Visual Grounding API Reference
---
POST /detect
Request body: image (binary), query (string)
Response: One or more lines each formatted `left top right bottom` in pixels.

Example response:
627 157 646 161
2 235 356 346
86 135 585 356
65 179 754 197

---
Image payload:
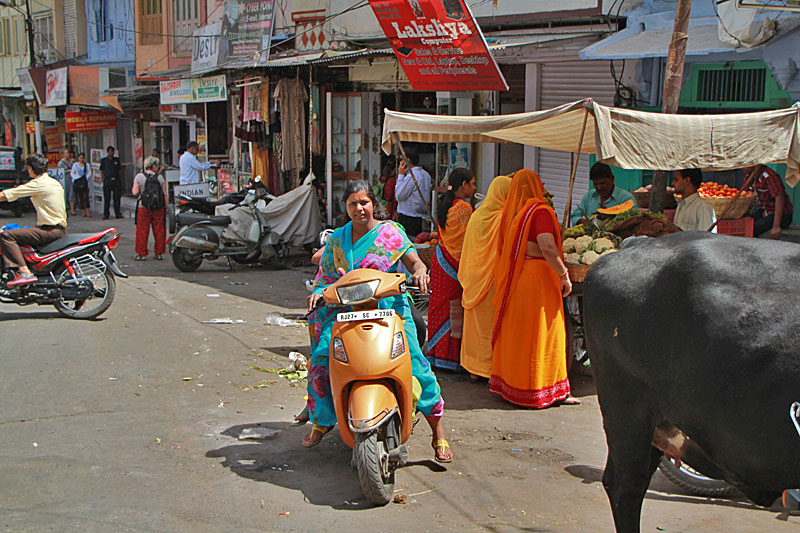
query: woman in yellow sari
490 169 578 408
458 175 512 379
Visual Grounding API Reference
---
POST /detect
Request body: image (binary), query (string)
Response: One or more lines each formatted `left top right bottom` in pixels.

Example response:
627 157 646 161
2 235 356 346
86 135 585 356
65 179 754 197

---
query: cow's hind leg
600 402 661 533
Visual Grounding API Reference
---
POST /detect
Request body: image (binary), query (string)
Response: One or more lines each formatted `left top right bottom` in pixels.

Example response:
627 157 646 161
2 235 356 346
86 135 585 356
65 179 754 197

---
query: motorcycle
0 226 127 319
168 177 287 271
314 268 420 505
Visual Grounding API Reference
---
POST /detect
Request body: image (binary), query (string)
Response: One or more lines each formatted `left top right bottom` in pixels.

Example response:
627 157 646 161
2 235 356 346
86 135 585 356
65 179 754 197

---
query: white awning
382 99 800 186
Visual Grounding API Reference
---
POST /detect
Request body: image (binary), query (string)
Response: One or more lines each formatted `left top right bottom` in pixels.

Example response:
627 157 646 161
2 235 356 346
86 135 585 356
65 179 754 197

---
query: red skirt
427 245 462 370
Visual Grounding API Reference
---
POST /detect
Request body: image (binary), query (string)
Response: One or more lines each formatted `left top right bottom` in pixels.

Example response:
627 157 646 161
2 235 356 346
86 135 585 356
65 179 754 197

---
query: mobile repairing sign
368 0 507 91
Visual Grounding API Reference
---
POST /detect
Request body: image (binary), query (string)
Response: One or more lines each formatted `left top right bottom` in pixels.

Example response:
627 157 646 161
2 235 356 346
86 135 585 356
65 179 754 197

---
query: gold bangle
559 268 569 277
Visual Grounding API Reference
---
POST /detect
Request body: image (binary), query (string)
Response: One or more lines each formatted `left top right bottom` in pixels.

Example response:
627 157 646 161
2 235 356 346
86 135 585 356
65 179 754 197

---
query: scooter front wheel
354 430 394 505
172 248 203 272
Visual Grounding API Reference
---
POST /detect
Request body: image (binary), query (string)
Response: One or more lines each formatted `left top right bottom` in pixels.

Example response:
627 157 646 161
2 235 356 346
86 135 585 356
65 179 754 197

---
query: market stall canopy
382 99 800 186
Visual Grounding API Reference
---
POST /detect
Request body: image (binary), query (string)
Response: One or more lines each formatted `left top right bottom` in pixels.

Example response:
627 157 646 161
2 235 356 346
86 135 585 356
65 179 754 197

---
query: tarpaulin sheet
216 176 321 246
381 100 800 186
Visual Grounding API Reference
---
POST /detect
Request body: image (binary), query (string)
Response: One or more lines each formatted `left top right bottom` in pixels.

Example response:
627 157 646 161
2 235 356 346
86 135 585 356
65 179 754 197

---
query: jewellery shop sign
368 0 507 91
160 75 228 105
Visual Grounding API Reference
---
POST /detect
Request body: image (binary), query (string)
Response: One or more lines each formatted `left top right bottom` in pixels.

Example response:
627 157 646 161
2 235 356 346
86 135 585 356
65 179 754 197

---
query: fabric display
273 77 309 174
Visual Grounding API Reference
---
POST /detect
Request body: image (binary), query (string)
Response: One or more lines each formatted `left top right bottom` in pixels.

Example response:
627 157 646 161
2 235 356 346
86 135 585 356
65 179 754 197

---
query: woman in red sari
428 168 476 369
490 169 578 408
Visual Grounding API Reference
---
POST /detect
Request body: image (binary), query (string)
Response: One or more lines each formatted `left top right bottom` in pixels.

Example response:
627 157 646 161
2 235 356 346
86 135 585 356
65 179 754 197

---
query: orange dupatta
491 170 562 345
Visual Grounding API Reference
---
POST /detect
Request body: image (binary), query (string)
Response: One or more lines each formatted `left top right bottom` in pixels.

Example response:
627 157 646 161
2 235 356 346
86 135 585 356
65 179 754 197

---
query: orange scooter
319 268 418 505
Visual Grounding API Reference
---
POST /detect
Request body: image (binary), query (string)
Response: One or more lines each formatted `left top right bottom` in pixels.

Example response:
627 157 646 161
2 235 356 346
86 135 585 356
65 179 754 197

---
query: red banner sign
46 151 61 166
65 110 117 133
45 126 62 150
25 122 35 134
368 0 507 91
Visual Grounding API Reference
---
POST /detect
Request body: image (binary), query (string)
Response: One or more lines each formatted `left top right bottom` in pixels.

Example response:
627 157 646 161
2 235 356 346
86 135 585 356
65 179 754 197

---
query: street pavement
1 211 798 532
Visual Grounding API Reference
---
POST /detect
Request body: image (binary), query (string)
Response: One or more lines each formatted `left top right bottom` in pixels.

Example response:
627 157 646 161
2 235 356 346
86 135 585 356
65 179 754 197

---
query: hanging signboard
45 126 62 150
46 67 69 106
223 0 276 65
191 75 227 102
39 106 57 122
191 20 222 73
159 79 193 105
160 104 187 115
367 0 507 91
25 122 35 134
174 182 211 200
17 68 35 100
65 110 118 132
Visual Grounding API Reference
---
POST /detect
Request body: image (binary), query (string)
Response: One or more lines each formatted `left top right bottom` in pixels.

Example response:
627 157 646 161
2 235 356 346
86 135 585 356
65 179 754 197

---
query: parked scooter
168 177 287 271
168 181 264 234
313 268 420 505
0 225 127 319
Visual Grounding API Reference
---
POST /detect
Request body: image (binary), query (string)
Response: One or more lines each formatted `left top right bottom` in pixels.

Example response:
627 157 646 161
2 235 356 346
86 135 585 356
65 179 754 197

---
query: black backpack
140 172 165 210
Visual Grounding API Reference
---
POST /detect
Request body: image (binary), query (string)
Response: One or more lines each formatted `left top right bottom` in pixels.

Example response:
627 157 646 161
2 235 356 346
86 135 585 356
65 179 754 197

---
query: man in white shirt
179 141 214 185
673 168 716 232
395 152 431 239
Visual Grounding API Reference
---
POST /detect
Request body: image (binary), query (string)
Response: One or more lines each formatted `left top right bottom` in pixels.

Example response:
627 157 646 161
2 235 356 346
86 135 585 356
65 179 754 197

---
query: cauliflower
564 252 581 264
601 248 618 256
592 237 615 254
573 235 593 253
562 237 577 253
580 250 600 265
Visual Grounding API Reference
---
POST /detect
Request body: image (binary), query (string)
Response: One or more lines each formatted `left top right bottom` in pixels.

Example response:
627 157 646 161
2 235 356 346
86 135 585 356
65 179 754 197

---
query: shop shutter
64 1 76 58
538 60 617 224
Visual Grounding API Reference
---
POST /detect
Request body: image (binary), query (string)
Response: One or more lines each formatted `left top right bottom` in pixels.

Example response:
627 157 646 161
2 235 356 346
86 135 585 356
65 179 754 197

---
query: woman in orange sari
490 169 578 408
428 168 476 369
458 175 512 379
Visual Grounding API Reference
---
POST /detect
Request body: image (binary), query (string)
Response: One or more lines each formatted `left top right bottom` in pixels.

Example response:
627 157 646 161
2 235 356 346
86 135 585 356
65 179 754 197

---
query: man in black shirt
100 145 123 219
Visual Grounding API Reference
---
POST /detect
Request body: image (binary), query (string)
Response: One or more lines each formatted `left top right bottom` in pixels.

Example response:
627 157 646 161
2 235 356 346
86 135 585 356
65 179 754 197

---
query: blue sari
307 221 444 427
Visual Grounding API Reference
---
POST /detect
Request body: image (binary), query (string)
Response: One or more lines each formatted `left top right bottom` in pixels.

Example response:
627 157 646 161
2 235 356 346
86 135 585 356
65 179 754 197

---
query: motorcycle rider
0 153 67 286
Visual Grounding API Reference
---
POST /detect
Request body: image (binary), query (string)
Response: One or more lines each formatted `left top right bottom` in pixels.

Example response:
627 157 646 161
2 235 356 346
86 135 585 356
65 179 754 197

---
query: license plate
336 309 395 322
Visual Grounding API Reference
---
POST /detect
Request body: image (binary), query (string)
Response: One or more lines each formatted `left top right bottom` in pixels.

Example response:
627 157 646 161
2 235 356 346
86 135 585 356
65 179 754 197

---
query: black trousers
103 178 123 217
397 213 423 240
752 209 791 238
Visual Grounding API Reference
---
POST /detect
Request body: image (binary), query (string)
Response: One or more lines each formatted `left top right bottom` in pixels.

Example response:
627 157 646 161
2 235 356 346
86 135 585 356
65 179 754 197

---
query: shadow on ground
207 421 451 510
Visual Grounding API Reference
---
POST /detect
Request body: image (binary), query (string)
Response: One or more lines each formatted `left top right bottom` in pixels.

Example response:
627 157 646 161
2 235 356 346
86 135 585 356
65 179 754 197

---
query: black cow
584 232 800 532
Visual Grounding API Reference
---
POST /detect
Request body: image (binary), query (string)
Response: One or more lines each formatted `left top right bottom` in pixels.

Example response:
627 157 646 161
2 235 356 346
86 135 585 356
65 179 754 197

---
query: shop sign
223 0 277 65
197 129 207 154
160 104 187 115
217 167 234 194
46 67 69 106
65 109 118 132
25 122 35 134
160 79 192 105
174 182 211 200
191 75 227 103
133 137 143 168
191 20 221 73
368 0 507 91
4 122 12 146
17 68 35 100
45 126 62 150
39 106 57 122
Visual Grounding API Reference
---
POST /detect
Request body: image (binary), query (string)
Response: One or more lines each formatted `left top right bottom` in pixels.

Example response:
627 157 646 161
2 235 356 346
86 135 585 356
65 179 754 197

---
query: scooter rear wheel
172 248 203 272
354 430 395 505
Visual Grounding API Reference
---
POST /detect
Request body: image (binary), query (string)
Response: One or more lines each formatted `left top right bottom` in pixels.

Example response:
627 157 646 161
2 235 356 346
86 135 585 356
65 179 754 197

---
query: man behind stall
672 168 716 232
570 162 636 226
744 164 793 240
0 153 67 286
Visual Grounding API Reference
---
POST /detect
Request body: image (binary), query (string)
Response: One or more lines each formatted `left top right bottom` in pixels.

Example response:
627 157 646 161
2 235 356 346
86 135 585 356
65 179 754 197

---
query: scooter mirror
253 175 262 183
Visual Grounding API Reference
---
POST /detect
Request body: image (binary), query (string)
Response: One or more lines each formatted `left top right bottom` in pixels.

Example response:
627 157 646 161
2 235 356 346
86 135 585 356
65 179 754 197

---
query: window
13 16 21 56
172 0 199 55
0 18 9 56
34 14 55 62
93 0 114 43
138 0 163 45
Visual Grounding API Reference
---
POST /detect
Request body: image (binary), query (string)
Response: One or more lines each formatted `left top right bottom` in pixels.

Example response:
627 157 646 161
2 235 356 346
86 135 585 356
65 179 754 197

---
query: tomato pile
697 181 754 198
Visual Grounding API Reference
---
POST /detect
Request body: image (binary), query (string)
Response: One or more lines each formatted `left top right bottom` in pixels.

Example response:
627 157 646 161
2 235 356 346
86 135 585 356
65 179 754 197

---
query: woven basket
631 190 677 210
567 263 591 283
415 245 435 268
701 195 755 220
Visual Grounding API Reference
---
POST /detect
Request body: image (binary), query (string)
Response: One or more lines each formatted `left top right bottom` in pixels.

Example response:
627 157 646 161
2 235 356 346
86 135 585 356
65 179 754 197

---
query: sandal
302 424 333 448
135 255 146 261
294 406 309 425
560 396 581 405
432 438 453 463
154 254 163 260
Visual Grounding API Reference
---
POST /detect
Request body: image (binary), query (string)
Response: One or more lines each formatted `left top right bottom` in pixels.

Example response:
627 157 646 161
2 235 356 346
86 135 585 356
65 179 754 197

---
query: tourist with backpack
132 156 167 261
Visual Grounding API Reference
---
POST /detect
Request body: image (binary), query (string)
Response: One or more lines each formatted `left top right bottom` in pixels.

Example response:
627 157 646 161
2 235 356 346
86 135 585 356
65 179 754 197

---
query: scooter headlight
390 332 405 359
333 337 348 363
336 280 380 305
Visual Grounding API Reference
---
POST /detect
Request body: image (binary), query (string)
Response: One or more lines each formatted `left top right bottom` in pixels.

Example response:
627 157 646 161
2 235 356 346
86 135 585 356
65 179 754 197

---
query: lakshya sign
65 110 117 133
368 0 507 91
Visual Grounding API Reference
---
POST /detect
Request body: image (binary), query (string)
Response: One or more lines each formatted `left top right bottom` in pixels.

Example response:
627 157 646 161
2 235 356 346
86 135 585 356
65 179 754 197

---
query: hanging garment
244 84 262 122
273 78 308 172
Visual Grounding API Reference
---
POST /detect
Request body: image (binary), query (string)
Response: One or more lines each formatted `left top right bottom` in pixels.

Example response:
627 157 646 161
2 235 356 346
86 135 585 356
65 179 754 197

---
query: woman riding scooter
304 180 453 463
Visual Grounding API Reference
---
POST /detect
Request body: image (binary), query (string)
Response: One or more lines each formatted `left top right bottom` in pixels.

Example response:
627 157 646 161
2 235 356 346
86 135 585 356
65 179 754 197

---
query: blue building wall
85 0 135 64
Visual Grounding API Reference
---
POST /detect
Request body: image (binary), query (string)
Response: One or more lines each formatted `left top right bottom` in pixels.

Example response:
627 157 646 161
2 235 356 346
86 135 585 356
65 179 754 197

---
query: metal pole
649 0 692 213
562 107 590 230
24 0 41 153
